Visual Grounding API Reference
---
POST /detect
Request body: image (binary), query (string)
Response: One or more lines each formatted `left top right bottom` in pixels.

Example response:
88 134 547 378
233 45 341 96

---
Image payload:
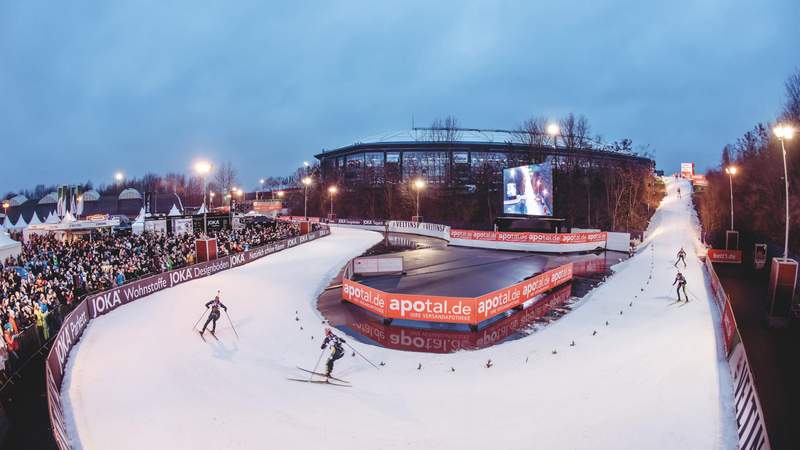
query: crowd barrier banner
474 263 574 321
708 249 743 264
702 256 771 449
387 221 450 240
45 227 330 450
342 262 573 326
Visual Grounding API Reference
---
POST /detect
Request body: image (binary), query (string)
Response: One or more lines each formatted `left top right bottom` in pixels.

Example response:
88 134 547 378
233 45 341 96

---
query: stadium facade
315 129 654 188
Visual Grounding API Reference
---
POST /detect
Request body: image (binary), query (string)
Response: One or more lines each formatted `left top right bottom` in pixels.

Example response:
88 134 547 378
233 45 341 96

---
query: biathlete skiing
673 272 688 302
320 328 346 377
674 247 687 268
200 291 228 336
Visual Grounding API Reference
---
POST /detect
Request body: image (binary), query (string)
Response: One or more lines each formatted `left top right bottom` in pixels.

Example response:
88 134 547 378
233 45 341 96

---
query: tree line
695 69 800 252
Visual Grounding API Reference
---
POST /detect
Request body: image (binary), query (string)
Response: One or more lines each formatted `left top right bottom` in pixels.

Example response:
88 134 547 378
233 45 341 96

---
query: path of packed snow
62 177 737 449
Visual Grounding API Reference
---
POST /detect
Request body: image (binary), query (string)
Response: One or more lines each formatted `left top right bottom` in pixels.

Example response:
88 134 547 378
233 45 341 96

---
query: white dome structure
82 190 101 201
38 192 58 204
118 188 143 200
8 195 28 206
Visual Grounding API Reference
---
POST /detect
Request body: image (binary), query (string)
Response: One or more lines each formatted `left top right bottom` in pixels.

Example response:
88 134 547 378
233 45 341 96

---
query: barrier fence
703 257 770 449
342 262 574 326
45 227 330 450
322 217 616 253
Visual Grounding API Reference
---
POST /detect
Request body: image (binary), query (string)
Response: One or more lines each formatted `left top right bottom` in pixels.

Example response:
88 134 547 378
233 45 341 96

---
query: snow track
63 178 737 450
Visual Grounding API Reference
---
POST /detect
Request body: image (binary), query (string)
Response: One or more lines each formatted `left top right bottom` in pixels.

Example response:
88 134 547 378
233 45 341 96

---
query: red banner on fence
707 249 742 264
449 229 606 245
342 263 573 325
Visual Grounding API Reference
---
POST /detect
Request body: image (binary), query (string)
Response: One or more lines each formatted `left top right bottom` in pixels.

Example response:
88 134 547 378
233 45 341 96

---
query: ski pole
310 347 326 381
345 341 379 370
192 309 209 331
224 310 239 340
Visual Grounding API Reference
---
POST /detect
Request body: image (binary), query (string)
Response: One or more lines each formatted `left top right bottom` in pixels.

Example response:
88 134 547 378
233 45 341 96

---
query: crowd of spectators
0 220 304 377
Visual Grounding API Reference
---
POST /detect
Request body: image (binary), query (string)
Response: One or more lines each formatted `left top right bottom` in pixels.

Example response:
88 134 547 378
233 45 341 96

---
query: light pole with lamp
302 177 312 219
767 124 796 326
547 123 560 149
114 172 124 215
2 200 8 227
724 166 739 249
413 178 426 222
194 161 212 236
259 179 265 200
328 186 338 220
774 125 795 260
724 166 737 230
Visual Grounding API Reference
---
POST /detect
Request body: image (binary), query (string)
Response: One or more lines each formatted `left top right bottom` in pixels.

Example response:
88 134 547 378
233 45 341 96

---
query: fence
702 257 770 449
325 217 617 253
45 227 330 450
341 261 573 326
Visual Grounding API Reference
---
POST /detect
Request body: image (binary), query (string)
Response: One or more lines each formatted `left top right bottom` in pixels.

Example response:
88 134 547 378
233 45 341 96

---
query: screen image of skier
502 160 553 216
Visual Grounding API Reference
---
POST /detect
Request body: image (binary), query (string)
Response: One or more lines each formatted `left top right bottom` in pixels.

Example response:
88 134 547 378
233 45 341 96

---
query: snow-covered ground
62 177 737 450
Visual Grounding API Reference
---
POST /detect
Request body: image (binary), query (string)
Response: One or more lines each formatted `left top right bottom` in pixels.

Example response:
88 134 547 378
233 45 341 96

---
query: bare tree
214 161 239 194
428 115 462 142
514 116 549 147
559 113 592 149
783 68 800 123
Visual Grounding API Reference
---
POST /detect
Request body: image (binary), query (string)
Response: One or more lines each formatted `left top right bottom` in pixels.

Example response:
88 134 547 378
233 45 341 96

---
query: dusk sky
1 1 798 193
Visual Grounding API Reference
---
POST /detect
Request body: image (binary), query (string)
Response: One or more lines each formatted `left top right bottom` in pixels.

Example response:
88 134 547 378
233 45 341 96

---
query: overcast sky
1 0 798 193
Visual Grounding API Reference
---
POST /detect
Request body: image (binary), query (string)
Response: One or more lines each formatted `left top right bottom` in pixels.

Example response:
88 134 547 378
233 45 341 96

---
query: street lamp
275 190 285 200
774 124 795 260
259 179 265 200
328 186 338 218
546 123 560 148
209 191 215 207
302 177 312 219
724 166 737 230
413 178 426 220
2 201 8 224
114 172 124 183
194 160 212 236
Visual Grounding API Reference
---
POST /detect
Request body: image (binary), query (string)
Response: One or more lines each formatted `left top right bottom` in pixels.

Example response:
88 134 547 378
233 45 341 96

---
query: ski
295 367 350 384
287 378 351 387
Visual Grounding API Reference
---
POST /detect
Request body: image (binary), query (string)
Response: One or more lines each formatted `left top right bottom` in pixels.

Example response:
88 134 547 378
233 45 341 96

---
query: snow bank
62 178 737 450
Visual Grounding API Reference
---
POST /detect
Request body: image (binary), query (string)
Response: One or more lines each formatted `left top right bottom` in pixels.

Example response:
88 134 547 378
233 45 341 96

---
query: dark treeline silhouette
696 69 800 251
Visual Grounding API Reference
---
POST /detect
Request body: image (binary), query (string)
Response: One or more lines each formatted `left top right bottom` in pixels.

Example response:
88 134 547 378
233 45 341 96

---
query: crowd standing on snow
0 220 304 375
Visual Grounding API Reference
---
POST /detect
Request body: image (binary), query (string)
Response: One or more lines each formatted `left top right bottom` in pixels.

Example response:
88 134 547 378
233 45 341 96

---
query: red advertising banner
342 263 573 326
45 227 330 450
252 200 283 213
474 263 573 321
707 248 742 264
449 229 606 245
342 279 475 324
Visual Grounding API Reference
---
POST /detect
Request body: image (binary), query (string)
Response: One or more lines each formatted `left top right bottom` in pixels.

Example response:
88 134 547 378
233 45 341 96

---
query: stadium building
315 128 655 188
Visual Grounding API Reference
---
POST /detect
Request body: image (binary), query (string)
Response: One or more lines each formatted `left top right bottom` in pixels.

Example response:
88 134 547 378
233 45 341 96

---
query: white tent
12 216 27 229
197 203 207 214
167 204 182 217
28 212 42 226
132 208 146 235
0 232 21 260
1 217 9 231
45 211 61 224
61 211 76 223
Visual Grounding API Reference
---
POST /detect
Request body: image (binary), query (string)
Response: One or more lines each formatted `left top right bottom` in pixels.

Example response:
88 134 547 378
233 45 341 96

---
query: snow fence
703 257 771 449
45 227 331 450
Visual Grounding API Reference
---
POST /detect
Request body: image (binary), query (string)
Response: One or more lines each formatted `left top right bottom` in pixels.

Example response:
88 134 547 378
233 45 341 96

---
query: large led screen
502 161 553 216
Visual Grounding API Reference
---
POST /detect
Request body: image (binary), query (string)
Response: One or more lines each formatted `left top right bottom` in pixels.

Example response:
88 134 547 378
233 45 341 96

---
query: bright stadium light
114 172 124 182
